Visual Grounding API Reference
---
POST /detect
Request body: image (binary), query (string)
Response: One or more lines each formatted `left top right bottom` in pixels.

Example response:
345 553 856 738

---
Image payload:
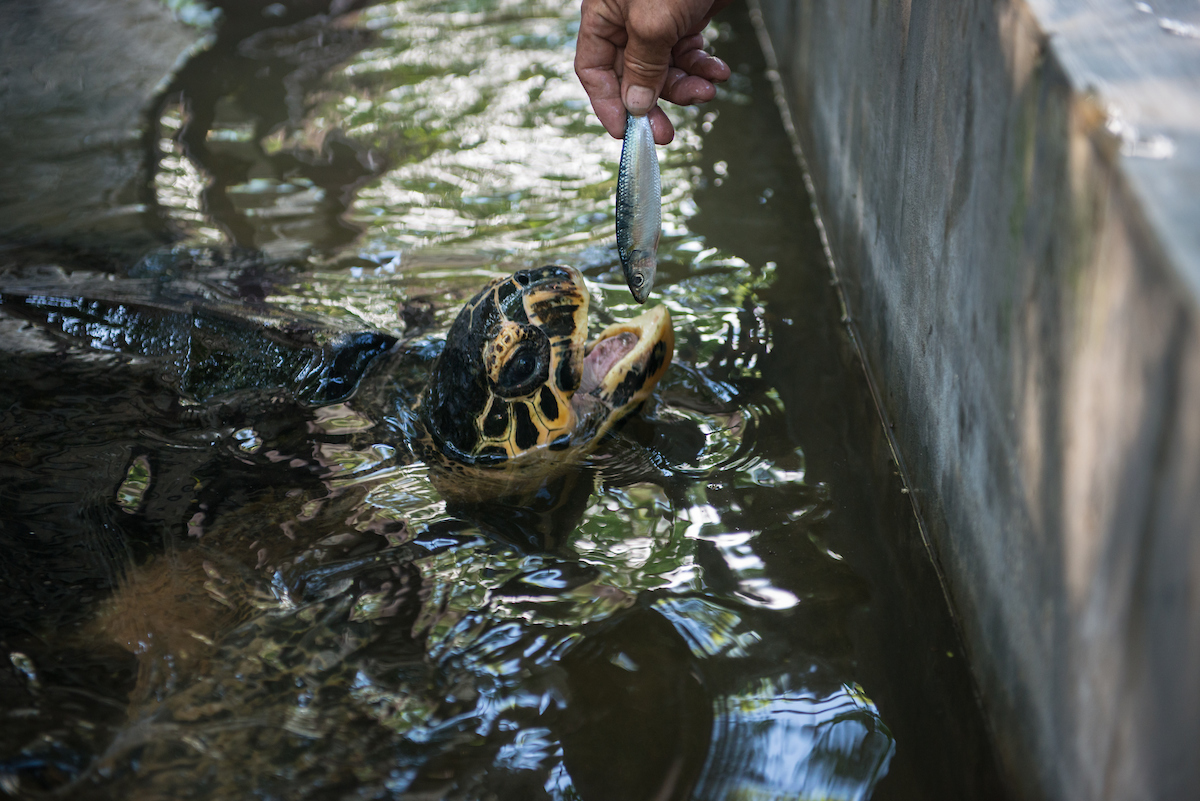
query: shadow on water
0 1 1005 799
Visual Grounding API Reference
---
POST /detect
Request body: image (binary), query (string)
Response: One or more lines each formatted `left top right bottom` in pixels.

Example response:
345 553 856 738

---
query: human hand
574 0 734 145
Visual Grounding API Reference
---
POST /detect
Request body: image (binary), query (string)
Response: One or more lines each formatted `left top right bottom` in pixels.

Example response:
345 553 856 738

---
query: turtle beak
578 305 674 422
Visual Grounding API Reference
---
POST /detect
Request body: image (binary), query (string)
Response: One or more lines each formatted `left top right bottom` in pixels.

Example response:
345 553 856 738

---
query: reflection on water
699 680 894 801
0 1 1003 799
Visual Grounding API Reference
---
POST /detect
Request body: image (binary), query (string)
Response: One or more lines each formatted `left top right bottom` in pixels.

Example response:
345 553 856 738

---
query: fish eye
631 273 644 288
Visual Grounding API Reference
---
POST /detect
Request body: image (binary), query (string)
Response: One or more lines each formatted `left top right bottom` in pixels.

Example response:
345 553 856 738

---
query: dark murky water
0 1 1005 799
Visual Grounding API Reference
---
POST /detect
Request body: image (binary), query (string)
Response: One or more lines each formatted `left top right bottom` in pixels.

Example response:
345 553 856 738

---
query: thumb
620 11 680 115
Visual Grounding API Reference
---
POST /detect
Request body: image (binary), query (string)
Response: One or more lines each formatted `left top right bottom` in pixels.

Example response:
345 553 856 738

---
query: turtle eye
492 334 550 398
502 347 537 385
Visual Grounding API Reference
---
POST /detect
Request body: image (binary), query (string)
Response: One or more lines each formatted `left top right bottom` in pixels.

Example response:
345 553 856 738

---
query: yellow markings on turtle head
483 320 527 386
522 279 588 400
461 268 595 460
473 389 575 459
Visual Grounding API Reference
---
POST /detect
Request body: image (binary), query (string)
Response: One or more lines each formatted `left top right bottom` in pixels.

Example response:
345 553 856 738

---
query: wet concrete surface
0 0 211 250
754 0 1200 798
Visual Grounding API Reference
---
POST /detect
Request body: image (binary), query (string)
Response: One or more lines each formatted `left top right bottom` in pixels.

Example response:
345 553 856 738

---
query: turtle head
419 265 673 467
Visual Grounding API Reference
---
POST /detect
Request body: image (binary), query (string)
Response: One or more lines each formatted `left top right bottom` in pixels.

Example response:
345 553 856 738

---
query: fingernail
624 85 655 115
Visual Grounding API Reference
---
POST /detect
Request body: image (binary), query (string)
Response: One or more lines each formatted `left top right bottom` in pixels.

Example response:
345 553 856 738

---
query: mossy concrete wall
751 0 1200 798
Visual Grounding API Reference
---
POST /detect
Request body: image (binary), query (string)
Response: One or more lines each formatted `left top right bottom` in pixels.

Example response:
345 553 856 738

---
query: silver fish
616 112 661 304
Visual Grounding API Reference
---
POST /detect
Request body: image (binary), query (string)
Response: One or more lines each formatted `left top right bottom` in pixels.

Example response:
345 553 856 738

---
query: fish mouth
621 251 656 304
573 304 673 425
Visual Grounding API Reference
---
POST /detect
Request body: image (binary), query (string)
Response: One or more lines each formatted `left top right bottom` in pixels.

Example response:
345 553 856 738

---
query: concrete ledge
752 1 1200 799
0 0 210 250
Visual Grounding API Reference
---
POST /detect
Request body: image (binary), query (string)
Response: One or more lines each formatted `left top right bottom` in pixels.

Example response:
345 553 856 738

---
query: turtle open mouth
580 332 636 395
573 304 674 422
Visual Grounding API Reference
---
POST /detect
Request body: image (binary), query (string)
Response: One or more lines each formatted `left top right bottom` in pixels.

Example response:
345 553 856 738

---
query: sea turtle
0 261 673 477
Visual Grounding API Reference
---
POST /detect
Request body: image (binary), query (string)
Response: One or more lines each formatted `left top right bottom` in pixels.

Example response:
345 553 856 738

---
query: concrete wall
750 1 1200 799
